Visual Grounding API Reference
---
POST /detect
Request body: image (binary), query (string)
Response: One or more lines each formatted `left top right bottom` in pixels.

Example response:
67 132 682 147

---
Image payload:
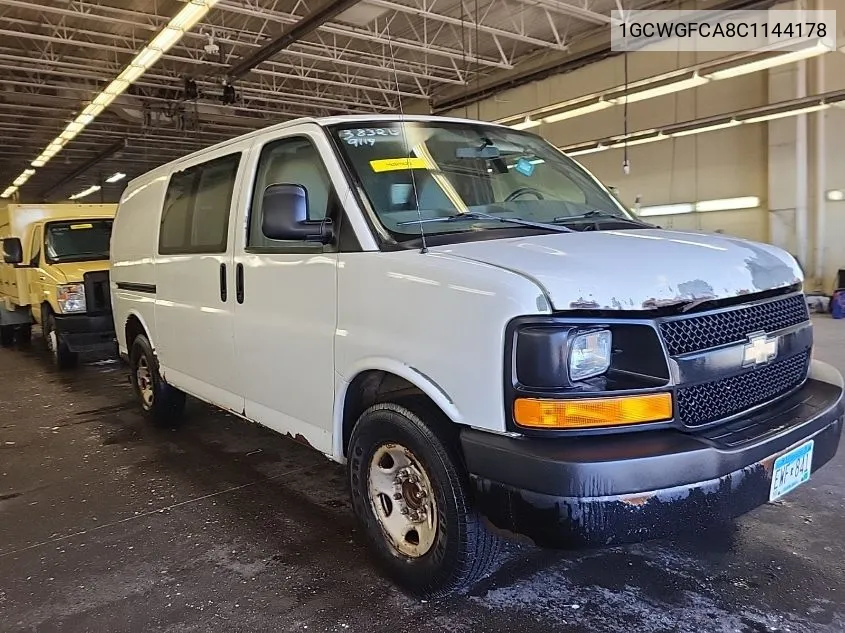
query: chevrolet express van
110 115 844 597
2 203 117 368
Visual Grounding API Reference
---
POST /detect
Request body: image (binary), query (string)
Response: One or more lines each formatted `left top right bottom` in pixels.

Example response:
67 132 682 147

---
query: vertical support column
812 0 827 289
795 60 808 270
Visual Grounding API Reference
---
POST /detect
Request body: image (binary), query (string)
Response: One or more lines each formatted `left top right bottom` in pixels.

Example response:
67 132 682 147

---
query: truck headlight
514 325 612 388
57 283 86 313
568 330 612 381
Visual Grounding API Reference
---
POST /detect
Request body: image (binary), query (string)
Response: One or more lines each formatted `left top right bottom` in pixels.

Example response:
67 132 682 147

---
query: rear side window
159 152 241 254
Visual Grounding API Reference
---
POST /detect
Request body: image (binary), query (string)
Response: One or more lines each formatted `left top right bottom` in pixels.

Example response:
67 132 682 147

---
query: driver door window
248 136 335 250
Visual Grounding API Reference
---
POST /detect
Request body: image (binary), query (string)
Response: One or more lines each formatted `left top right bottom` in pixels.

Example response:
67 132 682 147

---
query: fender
121 307 156 356
332 356 464 461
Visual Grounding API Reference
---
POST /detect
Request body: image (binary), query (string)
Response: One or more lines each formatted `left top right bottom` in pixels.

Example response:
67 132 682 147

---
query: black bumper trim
53 314 116 353
462 378 843 547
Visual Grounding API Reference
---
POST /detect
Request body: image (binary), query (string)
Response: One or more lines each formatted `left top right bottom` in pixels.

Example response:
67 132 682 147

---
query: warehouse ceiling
0 0 669 202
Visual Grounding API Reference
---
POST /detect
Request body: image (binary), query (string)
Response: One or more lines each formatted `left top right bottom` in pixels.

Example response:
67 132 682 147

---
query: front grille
660 294 809 356
83 271 111 314
676 351 810 428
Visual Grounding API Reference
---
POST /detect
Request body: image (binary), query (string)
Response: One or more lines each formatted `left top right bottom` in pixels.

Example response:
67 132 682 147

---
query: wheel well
125 314 146 350
342 370 444 456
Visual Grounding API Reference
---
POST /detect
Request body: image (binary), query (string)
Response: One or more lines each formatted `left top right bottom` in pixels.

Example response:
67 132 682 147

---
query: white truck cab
110 115 844 597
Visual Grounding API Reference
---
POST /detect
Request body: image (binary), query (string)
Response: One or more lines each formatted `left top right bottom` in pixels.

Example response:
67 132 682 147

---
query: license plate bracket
769 439 814 502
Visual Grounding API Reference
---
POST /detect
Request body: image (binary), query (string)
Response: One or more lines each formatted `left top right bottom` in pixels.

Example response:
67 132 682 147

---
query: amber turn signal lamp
513 393 673 429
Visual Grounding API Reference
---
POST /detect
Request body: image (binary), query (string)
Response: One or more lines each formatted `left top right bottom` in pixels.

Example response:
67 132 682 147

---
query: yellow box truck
1 203 117 368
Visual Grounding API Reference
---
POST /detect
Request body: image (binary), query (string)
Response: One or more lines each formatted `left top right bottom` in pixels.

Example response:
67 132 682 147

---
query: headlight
569 330 612 381
57 283 86 313
514 325 612 388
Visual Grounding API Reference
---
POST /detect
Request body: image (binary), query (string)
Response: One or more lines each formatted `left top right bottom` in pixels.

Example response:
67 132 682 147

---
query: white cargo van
110 115 844 597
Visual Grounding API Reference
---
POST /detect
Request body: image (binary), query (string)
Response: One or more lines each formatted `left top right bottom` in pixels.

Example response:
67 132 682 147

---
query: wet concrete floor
1 317 844 632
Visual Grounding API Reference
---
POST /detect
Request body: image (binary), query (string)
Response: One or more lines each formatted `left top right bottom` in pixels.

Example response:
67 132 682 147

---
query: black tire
129 333 186 426
348 400 502 598
15 324 32 347
0 325 13 348
44 313 78 370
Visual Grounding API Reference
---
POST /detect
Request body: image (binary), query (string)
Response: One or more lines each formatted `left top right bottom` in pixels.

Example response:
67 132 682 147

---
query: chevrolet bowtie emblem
742 332 778 367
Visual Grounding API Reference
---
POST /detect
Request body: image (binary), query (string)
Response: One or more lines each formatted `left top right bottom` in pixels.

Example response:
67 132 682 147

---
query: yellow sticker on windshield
370 157 427 173
70 223 94 229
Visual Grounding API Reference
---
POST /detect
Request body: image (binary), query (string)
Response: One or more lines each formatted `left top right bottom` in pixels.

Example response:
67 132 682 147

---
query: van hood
429 229 802 311
49 260 110 284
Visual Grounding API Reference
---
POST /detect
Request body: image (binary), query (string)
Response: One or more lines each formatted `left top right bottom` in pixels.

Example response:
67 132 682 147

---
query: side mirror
261 184 333 244
2 237 23 265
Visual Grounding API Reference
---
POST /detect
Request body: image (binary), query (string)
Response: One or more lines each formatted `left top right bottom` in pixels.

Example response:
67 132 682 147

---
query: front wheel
129 334 186 426
44 313 78 369
348 401 502 598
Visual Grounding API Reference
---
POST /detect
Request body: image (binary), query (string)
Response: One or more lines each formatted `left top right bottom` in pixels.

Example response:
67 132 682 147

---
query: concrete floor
1 317 844 633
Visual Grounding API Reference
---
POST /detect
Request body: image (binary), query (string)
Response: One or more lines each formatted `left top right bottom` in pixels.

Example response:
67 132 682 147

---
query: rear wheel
129 333 186 426
0 325 14 347
348 401 502 598
44 313 78 370
15 324 32 347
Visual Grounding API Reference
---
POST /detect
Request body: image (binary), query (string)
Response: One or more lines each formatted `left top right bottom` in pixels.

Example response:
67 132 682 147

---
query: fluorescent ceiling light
150 27 184 52
130 48 163 69
76 113 96 126
118 65 146 84
82 104 105 117
639 203 695 217
742 104 828 124
609 74 708 104
510 116 541 130
31 159 46 167
704 41 831 80
567 145 607 156
170 1 215 30
695 196 760 212
92 92 118 108
671 119 739 137
104 79 131 96
1 186 17 198
12 172 31 186
607 133 666 149
69 185 101 200
543 100 611 123
106 172 127 184
825 189 844 202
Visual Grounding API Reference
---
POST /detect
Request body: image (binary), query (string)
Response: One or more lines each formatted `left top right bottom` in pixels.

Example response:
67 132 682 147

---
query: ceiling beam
228 0 362 81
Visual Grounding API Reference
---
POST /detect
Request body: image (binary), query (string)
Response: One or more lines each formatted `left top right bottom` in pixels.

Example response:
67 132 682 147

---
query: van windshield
328 121 636 243
45 220 113 264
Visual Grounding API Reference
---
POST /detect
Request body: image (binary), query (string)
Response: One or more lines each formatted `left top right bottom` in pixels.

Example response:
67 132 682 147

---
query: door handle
236 263 244 304
219 263 227 302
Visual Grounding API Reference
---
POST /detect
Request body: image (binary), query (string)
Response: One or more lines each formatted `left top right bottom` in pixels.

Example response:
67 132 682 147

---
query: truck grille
83 271 112 314
659 293 809 356
676 351 810 428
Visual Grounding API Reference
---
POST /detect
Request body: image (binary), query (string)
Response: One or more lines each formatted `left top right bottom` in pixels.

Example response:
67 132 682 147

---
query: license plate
769 440 814 502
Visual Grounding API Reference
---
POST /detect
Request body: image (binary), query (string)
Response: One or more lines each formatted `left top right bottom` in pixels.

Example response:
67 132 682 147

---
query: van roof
123 114 514 193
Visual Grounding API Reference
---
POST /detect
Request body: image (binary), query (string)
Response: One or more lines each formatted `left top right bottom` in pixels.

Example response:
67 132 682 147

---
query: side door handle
236 263 244 304
219 263 227 302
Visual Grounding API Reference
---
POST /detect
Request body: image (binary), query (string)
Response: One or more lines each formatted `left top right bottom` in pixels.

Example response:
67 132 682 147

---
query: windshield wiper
397 210 573 233
553 210 651 227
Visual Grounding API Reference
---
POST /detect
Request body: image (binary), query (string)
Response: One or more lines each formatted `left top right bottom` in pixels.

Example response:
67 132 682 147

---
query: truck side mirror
261 184 333 244
2 237 23 265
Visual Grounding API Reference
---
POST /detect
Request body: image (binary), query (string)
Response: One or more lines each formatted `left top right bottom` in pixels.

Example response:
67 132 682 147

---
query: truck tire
44 314 78 370
15 324 32 347
129 333 186 426
348 401 502 598
0 325 13 348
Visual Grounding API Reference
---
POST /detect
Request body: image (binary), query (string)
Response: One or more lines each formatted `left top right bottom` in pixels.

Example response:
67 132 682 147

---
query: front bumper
53 313 116 354
462 375 844 548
